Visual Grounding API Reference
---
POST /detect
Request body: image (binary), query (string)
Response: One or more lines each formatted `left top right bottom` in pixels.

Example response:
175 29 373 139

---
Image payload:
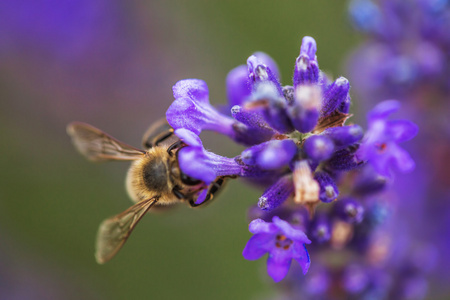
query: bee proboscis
67 120 227 264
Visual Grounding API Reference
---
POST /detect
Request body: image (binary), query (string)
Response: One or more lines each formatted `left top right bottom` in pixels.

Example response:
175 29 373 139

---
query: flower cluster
348 1 450 298
165 36 417 288
348 0 450 102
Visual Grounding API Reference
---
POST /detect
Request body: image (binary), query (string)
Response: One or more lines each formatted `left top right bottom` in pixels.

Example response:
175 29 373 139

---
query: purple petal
253 52 281 80
386 119 419 142
204 151 242 177
300 36 317 61
174 128 202 147
272 216 311 243
242 233 273 260
172 79 209 104
247 55 283 96
177 147 216 183
248 218 278 234
292 243 311 275
391 143 415 173
266 251 292 282
367 99 400 120
366 148 392 177
166 97 235 136
226 65 251 107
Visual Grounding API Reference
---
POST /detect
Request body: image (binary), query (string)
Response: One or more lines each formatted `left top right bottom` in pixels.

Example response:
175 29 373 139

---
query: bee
67 119 227 264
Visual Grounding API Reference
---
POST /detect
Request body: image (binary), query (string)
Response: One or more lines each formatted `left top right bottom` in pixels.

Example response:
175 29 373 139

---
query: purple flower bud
334 197 364 223
303 135 335 162
293 37 320 86
339 94 351 113
303 265 330 296
246 82 295 133
287 85 321 133
300 36 318 61
321 124 363 148
321 77 350 117
226 65 251 107
309 213 332 243
241 139 297 170
327 146 363 171
258 175 294 210
247 55 283 95
353 165 387 196
342 264 370 294
231 105 276 144
243 216 311 282
282 85 295 105
293 55 320 86
252 52 281 81
314 171 339 203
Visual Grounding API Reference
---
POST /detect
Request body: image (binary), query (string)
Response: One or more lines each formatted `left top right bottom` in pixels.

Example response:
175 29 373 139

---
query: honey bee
67 119 227 264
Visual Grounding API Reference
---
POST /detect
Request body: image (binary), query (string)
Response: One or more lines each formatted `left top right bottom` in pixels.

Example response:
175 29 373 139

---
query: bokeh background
0 1 448 299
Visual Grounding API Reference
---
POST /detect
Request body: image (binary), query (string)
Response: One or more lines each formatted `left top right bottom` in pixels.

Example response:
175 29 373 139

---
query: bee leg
152 130 174 147
188 193 213 207
167 141 183 156
172 187 186 199
142 119 175 148
188 177 226 208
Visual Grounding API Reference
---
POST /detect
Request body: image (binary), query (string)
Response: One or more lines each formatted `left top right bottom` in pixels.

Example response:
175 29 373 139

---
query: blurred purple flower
357 100 418 177
242 216 311 282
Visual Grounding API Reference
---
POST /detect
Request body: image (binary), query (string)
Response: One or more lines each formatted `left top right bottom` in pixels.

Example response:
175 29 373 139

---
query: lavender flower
347 1 449 297
242 216 311 282
164 35 418 289
357 100 418 177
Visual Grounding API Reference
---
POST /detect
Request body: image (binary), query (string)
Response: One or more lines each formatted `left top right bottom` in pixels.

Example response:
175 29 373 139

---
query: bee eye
180 172 202 186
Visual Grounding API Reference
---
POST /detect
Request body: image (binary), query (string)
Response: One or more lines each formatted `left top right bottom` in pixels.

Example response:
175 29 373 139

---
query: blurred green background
0 1 360 299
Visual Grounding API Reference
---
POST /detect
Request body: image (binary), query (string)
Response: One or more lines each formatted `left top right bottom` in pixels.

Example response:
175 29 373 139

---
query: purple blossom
174 128 241 184
161 35 420 295
242 216 311 282
241 139 297 170
357 100 418 177
303 135 335 162
167 79 236 136
334 197 365 224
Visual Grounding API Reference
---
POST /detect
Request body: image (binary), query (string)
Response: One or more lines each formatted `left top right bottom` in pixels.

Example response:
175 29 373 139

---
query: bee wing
67 122 145 161
95 197 159 264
